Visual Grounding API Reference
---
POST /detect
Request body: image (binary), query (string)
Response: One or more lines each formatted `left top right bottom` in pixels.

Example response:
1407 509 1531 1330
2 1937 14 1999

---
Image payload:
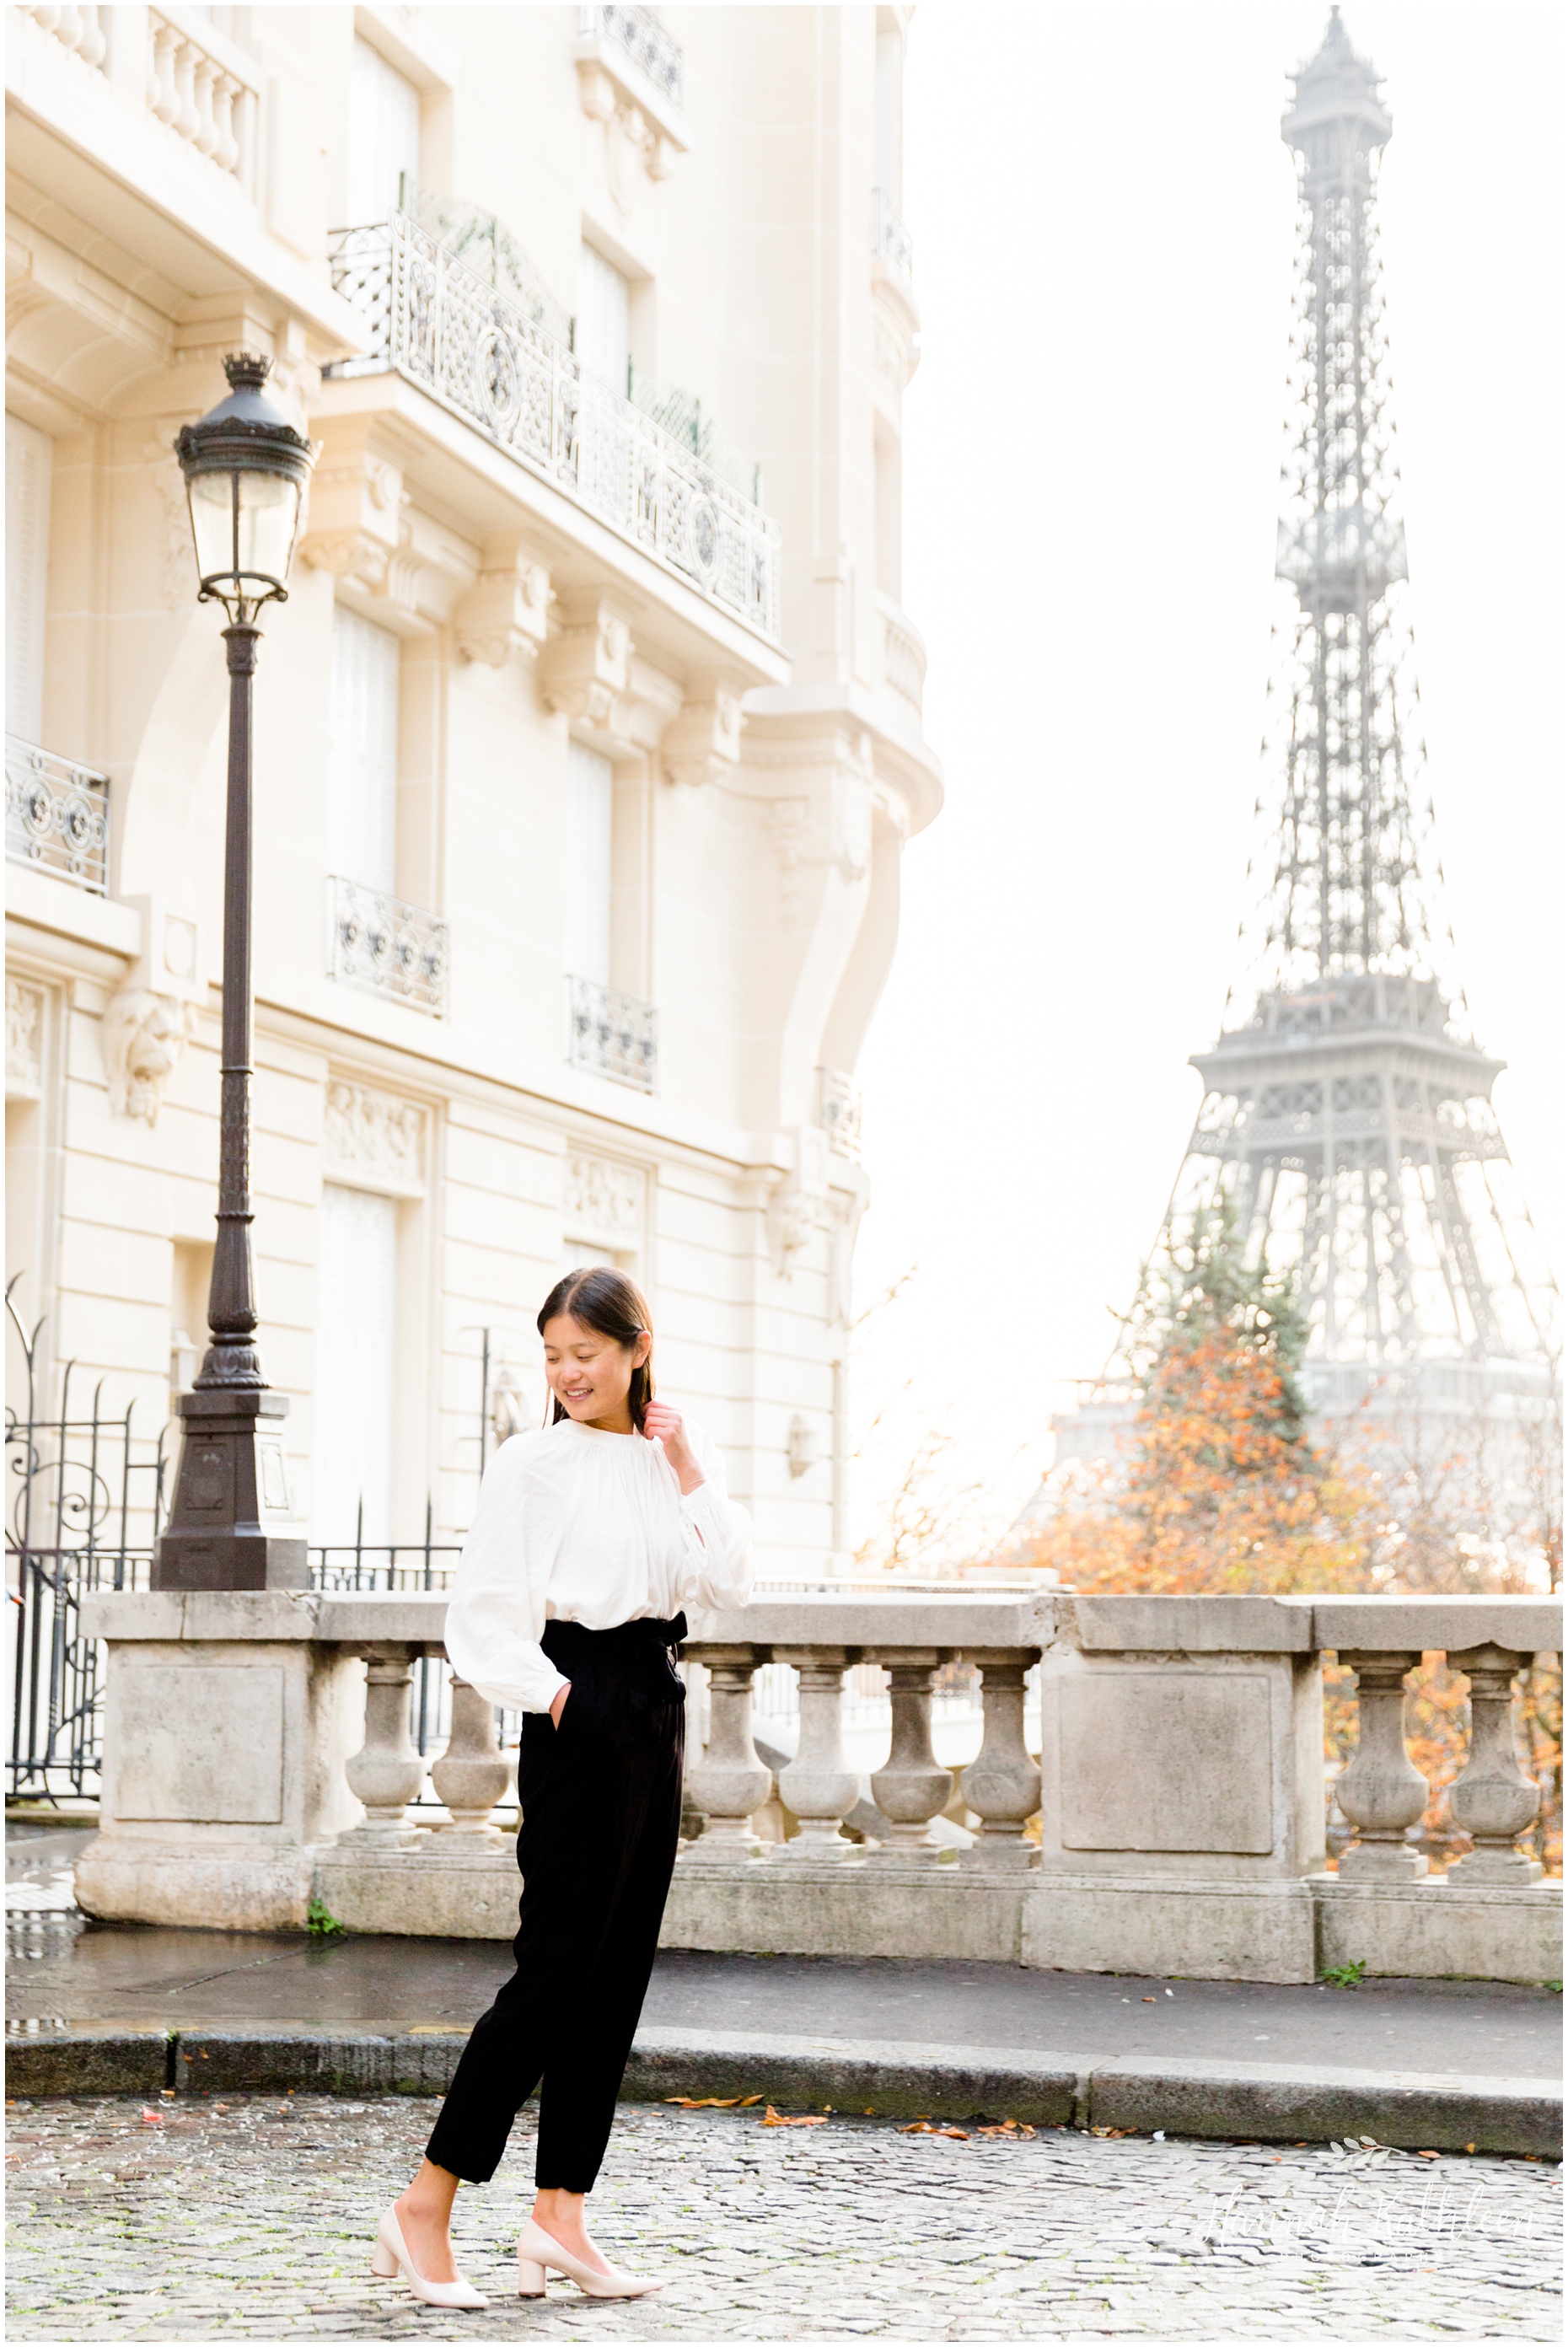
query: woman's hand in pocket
549 1681 572 1727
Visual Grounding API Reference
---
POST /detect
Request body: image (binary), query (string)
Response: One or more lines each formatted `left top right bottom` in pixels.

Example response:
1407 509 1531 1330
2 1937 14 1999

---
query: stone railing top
1067 1592 1560 1656
79 1587 1561 1657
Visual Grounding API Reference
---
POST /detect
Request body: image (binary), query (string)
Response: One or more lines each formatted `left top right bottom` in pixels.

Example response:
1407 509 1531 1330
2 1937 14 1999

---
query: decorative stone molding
565 1151 647 1247
298 423 403 588
833 764 873 882
6 976 45 1101
766 1125 830 1281
99 987 194 1126
768 798 809 930
323 1079 428 1199
786 1414 815 1480
538 598 631 725
663 681 744 788
146 425 201 609
454 533 551 668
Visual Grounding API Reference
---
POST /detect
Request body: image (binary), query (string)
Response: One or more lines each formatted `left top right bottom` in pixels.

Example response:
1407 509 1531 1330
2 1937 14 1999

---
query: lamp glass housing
186 467 303 609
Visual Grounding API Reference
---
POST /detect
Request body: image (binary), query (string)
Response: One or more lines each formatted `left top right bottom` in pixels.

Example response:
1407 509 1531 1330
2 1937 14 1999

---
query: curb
5 2023 1560 2159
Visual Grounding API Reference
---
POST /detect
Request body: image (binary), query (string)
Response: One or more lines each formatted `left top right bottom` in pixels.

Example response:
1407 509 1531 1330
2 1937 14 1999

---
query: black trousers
424 1613 686 2193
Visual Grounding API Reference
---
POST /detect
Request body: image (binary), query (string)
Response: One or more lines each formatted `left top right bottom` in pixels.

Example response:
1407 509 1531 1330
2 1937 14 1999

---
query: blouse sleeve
674 1421 755 1613
442 1434 571 1716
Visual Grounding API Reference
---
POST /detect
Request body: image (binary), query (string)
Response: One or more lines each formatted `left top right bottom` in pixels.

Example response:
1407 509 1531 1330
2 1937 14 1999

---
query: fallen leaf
665 2096 751 2108
1141 1996 1157 2003
1416 2151 1441 2159
900 2120 969 2140
760 2107 827 2128
138 2109 163 2125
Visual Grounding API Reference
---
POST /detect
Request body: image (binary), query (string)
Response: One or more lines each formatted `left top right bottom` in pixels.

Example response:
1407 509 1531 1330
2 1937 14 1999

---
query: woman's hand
549 1681 571 1727
643 1400 705 1495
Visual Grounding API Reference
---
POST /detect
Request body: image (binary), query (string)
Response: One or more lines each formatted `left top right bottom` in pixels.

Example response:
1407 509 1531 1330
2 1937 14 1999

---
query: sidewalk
8 1820 1561 2156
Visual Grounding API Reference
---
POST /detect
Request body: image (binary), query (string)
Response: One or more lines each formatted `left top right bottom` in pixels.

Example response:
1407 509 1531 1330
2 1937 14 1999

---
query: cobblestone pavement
5 2095 1560 2341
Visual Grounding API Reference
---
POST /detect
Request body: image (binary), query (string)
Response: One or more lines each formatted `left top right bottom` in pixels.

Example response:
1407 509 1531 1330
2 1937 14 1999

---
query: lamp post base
153 1387 309 1592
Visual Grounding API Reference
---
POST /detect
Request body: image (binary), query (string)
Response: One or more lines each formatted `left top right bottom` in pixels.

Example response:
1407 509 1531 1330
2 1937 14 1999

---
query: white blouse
443 1415 754 1715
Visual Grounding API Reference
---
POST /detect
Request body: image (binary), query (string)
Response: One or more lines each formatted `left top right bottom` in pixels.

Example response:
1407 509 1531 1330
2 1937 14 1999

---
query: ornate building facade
4 3 939 1571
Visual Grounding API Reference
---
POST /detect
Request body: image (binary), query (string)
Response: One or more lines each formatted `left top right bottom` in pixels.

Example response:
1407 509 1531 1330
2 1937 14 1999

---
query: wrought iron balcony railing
579 3 684 111
5 736 110 894
567 975 658 1092
328 875 448 1016
872 188 915 289
327 212 780 642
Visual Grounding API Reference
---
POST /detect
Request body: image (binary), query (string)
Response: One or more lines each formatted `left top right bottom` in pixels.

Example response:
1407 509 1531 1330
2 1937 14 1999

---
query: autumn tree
1023 1198 1379 1595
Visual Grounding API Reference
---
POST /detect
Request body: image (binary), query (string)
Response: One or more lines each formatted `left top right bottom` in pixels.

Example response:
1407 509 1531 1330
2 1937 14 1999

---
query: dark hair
537 1267 656 1433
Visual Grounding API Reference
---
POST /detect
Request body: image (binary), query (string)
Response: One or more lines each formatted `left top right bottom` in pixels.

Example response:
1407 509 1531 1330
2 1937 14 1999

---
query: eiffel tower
1058 11 1557 1473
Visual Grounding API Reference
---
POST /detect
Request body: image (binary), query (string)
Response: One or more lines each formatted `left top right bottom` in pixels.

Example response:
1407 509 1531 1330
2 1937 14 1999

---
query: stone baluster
959 1654 1041 1866
191 51 219 157
340 1647 426 1847
683 1648 770 1856
1334 1650 1430 1878
776 1649 861 1856
172 30 200 142
211 71 240 175
1444 1645 1544 1886
867 1657 953 1860
427 1678 511 1851
148 17 180 124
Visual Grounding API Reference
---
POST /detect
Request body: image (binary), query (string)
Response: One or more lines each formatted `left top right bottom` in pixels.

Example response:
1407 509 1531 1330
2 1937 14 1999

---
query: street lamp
153 352 318 1592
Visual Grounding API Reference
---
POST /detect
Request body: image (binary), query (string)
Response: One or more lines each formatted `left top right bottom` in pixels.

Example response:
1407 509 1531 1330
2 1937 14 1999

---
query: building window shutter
564 741 613 987
328 605 399 894
346 35 421 223
576 244 630 391
314 1182 397 1546
6 415 52 741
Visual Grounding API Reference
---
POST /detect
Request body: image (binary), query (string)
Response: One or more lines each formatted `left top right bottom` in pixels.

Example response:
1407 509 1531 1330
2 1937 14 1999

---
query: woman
373 1267 754 2309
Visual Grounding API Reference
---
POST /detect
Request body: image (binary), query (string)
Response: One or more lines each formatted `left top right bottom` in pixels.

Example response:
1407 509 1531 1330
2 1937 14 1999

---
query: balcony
5 737 110 894
578 3 684 115
18 4 262 195
327 877 448 1017
325 212 781 642
567 975 658 1092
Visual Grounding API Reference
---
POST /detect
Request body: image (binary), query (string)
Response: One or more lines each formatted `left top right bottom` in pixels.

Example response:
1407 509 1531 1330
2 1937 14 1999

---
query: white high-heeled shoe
516 2215 664 2301
372 2205 489 2309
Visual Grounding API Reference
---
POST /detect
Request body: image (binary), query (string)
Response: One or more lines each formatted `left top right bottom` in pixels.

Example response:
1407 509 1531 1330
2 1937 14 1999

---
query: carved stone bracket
298 421 403 588
538 596 631 724
454 532 552 669
6 976 45 1102
99 987 196 1127
663 679 745 788
766 1125 830 1281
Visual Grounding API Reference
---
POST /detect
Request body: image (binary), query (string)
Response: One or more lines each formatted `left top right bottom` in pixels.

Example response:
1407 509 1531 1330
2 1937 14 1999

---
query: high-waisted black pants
423 1613 686 2194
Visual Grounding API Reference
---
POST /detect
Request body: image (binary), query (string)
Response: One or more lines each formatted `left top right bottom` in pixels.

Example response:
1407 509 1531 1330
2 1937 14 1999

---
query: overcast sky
849 1 1566 1550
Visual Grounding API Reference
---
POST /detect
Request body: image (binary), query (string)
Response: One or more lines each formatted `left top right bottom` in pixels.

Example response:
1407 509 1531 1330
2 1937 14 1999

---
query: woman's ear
632 1329 652 1369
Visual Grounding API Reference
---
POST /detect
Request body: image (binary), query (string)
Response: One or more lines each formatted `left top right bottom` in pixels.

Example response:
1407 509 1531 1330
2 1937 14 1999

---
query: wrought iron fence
5 1284 168 1803
580 2 685 110
4 736 110 894
567 975 658 1092
325 212 780 640
327 874 448 1014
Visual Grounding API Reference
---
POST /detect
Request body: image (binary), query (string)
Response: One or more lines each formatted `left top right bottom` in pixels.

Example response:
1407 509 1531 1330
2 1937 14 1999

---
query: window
329 605 399 894
346 35 420 223
6 415 51 740
564 741 613 987
576 244 629 391
313 1182 397 1546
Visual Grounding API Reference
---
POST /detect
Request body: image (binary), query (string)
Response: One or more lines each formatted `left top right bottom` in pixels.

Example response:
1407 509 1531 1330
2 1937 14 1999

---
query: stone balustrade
73 1587 1560 1984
